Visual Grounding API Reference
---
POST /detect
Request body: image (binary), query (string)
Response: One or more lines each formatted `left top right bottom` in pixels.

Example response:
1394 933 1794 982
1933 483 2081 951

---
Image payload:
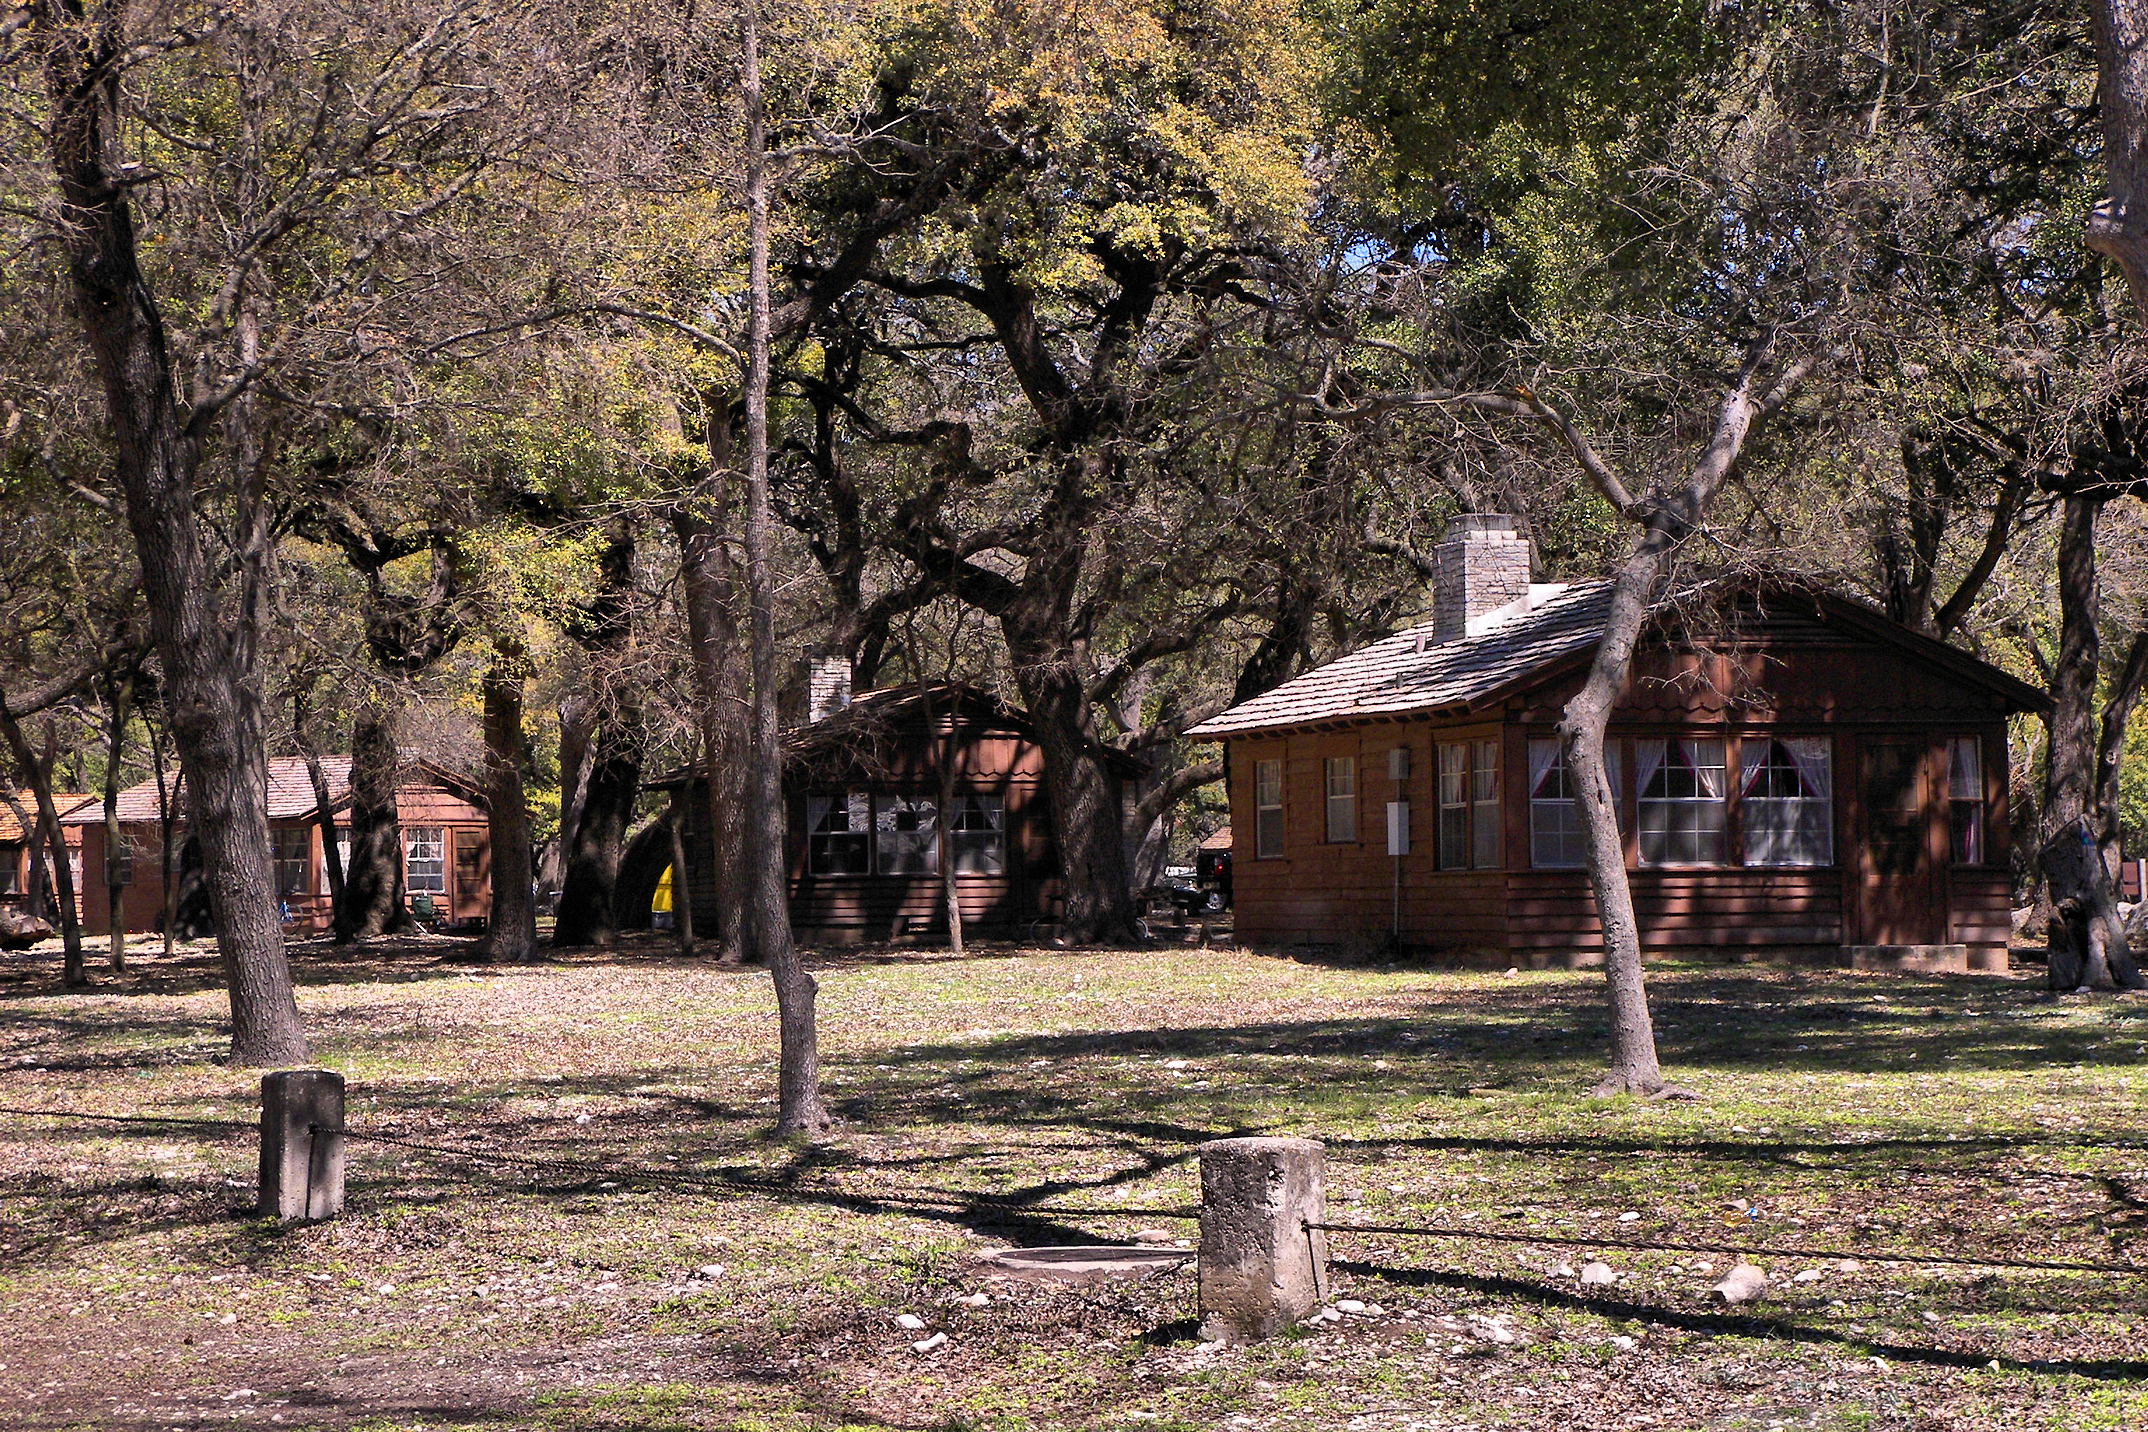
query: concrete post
258 1069 345 1221
1197 1136 1329 1342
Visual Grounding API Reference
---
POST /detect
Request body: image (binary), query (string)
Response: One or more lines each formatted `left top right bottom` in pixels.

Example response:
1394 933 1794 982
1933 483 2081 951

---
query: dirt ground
1 931 2144 1431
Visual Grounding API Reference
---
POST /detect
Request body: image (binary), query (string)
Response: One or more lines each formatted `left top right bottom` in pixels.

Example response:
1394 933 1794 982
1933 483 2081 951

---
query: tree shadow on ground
1335 1259 2148 1382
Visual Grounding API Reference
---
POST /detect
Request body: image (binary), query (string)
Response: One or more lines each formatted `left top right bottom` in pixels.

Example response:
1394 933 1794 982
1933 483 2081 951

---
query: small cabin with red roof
1185 516 2048 973
1 792 91 921
62 757 490 934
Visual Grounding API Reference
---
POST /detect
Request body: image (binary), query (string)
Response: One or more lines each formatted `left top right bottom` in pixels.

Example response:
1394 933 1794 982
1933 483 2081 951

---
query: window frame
272 827 313 898
875 792 941 876
1947 735 1987 866
806 792 873 876
1635 738 1729 867
1323 756 1358 844
1253 758 1285 860
403 826 446 894
949 792 1006 876
1437 739 1502 870
1737 736 1835 869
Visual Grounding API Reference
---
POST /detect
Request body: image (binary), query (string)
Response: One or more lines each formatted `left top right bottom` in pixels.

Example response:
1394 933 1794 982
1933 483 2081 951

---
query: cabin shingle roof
1186 582 1612 738
0 793 96 842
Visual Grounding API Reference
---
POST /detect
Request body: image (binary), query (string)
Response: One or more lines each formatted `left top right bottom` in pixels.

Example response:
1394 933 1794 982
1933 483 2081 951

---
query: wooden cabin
62 757 492 934
0 792 91 921
1186 515 2049 974
662 684 1128 943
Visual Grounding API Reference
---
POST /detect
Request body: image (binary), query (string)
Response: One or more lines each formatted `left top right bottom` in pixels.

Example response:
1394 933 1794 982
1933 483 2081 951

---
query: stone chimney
1431 514 1531 641
806 655 853 722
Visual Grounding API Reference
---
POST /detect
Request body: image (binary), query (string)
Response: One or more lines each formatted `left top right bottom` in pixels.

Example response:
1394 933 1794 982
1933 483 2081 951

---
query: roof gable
1186 580 2047 739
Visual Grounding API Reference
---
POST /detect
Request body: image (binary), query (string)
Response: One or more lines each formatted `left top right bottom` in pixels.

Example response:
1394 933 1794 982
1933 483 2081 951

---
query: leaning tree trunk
551 704 645 948
667 785 697 955
481 642 539 962
101 675 132 970
1 715 87 986
2088 0 2148 318
293 692 346 929
1552 342 1808 1095
540 694 596 901
741 0 827 1133
39 1 305 1062
341 691 412 940
674 497 751 964
2041 494 2142 990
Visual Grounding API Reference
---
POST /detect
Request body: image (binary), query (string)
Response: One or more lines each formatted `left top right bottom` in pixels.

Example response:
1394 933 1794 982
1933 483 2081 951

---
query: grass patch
0 934 2143 1428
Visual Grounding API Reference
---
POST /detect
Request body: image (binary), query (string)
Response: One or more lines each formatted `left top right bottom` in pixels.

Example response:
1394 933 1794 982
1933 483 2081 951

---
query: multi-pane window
1739 738 1834 867
1636 738 1726 865
105 836 135 888
949 793 1006 875
1253 759 1284 859
272 828 312 897
876 794 940 875
1527 741 1624 868
0 845 18 895
1438 741 1502 869
1324 756 1357 843
807 793 871 875
403 826 446 893
1528 740 1584 868
1948 736 1985 865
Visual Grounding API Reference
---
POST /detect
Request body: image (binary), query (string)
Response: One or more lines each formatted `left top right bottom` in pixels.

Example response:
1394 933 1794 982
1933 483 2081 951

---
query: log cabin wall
677 692 1075 943
1229 626 2024 969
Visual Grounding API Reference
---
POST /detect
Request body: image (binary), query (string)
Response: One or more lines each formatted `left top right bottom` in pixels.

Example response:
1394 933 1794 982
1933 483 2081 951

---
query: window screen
1948 736 1984 865
949 793 1005 875
1324 757 1357 844
272 827 312 897
403 827 446 893
1528 739 1584 868
1636 739 1726 865
1739 737 1833 867
807 793 871 875
875 794 940 875
1254 759 1284 859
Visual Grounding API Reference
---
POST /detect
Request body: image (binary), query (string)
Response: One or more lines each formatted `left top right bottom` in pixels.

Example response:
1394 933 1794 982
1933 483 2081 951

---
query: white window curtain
1684 739 1723 798
1739 738 1832 867
1787 738 1833 799
1632 739 1667 799
1739 738 1768 795
1527 738 1560 796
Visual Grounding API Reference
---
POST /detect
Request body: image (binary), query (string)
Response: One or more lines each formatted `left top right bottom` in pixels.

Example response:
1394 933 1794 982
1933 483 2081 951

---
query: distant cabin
1185 515 2049 974
61 757 492 934
659 684 1133 943
1 792 92 920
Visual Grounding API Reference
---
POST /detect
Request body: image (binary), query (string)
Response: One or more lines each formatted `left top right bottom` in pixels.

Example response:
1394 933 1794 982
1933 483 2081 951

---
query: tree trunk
102 676 132 971
3 778 49 923
540 695 597 901
150 720 177 961
342 691 412 940
1 715 86 986
667 786 696 955
293 691 346 929
1553 342 1807 1094
673 500 751 964
551 704 645 947
1008 658 1134 942
2088 0 2148 319
742 0 828 1134
40 2 305 1063
481 642 539 962
2042 495 2142 990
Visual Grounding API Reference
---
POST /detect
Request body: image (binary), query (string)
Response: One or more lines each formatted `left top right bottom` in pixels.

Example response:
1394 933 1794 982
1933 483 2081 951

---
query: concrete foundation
1197 1136 1328 1343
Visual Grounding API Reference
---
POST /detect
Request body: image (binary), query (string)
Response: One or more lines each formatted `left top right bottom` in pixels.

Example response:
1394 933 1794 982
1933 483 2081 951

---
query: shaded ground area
1 935 2145 1430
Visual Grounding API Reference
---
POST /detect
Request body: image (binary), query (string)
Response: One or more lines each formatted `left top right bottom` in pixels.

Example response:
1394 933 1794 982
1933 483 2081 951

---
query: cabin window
326 826 352 888
806 793 871 875
876 794 940 875
1324 756 1357 843
1635 738 1726 865
1528 740 1583 868
403 827 446 893
1254 759 1284 858
272 828 312 897
105 837 135 888
1527 741 1625 868
949 793 1006 875
1948 736 1985 865
0 844 20 895
1438 741 1501 869
1738 737 1833 867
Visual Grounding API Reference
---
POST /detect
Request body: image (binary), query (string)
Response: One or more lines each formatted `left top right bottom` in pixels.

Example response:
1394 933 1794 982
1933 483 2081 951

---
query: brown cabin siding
1224 629 2026 969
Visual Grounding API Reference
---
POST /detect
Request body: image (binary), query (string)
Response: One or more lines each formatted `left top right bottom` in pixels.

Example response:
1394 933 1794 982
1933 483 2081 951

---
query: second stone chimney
1431 514 1531 641
806 655 853 722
